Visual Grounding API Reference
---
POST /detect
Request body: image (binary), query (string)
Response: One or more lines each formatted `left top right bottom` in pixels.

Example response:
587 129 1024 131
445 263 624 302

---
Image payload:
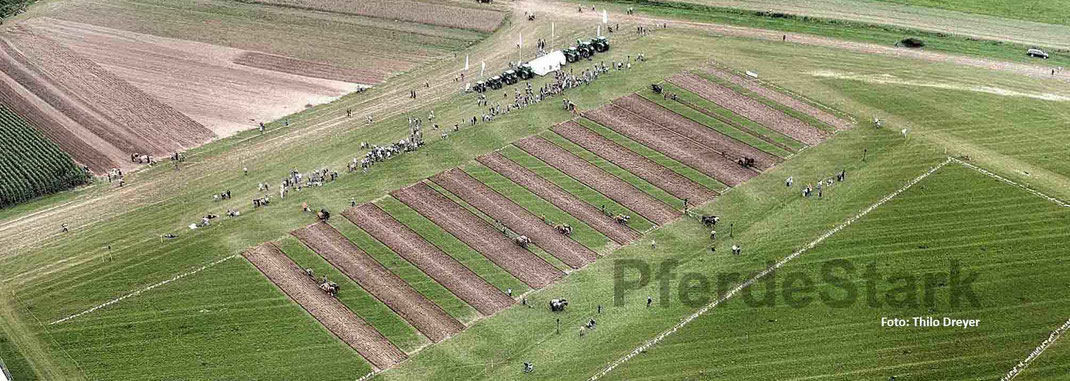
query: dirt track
701 67 852 131
552 121 719 203
583 107 756 187
669 73 827 145
392 182 564 288
514 136 680 225
343 203 513 316
291 222 463 343
241 242 406 370
476 152 641 245
613 94 780 170
431 168 597 269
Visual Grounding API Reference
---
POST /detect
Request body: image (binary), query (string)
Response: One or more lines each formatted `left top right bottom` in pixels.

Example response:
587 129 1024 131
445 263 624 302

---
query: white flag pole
464 54 469 71
602 9 608 24
551 22 555 51
480 60 486 77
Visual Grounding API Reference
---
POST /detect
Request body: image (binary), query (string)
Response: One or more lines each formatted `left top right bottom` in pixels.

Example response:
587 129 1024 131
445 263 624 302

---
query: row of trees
0 106 89 208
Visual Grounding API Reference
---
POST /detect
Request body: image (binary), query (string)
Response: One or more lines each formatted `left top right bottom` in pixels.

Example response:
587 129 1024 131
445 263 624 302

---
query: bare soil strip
513 136 681 225
343 203 513 316
235 52 384 85
291 222 463 343
669 72 828 145
477 151 641 244
551 122 718 204
430 168 597 269
0 27 213 154
242 242 406 370
668 94 799 154
613 94 780 170
701 67 852 131
251 0 505 32
392 182 564 288
583 106 757 187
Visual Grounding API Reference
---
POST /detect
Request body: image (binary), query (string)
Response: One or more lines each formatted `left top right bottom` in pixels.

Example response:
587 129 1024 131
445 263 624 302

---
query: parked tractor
517 64 535 80
593 36 610 52
473 80 486 93
487 75 503 90
502 69 518 85
564 47 581 63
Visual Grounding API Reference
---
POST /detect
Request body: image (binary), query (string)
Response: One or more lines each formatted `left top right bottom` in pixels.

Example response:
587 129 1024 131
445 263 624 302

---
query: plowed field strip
477 152 640 245
343 204 513 316
292 222 463 343
659 89 800 155
392 182 564 288
613 94 779 170
701 67 851 131
431 168 597 269
513 136 680 225
235 52 385 85
242 242 406 370
583 107 756 187
669 72 828 145
550 122 718 205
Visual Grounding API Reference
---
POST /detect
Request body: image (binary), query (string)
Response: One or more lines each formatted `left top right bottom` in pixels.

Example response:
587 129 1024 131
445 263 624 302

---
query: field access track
392 182 564 288
583 106 756 187
242 243 406 370
669 72 828 145
291 222 464 343
701 67 852 131
514 136 681 225
613 94 780 170
477 151 641 244
431 168 597 269
343 203 513 316
552 121 719 203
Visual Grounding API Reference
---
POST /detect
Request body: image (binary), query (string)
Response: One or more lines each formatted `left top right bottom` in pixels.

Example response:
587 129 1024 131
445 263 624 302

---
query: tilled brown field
583 107 757 187
343 203 513 316
0 28 213 154
701 67 852 131
235 52 385 85
431 168 597 269
612 95 780 170
552 121 719 203
291 222 463 343
392 182 564 288
514 136 680 225
476 152 641 245
242 242 406 370
252 0 505 32
669 72 828 145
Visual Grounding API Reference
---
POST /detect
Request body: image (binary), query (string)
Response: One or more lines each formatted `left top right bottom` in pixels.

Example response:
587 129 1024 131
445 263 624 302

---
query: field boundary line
589 157 952 380
1001 317 1070 380
952 158 1069 208
49 255 238 325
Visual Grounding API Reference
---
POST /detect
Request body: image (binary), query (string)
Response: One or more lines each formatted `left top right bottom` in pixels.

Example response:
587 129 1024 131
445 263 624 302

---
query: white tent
529 51 566 76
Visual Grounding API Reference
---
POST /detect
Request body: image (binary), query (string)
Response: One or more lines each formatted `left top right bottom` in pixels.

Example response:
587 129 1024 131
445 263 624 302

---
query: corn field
0 105 89 208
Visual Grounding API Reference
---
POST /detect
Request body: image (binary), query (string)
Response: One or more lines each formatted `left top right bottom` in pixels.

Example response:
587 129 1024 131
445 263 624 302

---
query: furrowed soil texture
513 136 681 225
669 72 829 145
234 52 384 85
0 26 212 151
613 94 780 170
250 0 505 32
291 222 463 343
701 67 852 131
431 168 597 269
552 121 719 204
241 243 406 369
392 182 563 288
477 152 642 245
24 18 359 137
343 203 513 316
583 106 756 187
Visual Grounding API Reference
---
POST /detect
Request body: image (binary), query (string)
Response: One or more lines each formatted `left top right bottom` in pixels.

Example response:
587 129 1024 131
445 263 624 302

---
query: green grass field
2 3 1070 379
604 163 1070 380
877 0 1070 26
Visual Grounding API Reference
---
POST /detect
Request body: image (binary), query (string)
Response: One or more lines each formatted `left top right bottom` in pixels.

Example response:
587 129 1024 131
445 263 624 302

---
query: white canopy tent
528 51 566 76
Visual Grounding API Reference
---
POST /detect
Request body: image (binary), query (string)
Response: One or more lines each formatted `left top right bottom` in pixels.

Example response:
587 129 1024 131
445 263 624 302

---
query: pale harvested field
23 18 360 137
252 0 505 32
